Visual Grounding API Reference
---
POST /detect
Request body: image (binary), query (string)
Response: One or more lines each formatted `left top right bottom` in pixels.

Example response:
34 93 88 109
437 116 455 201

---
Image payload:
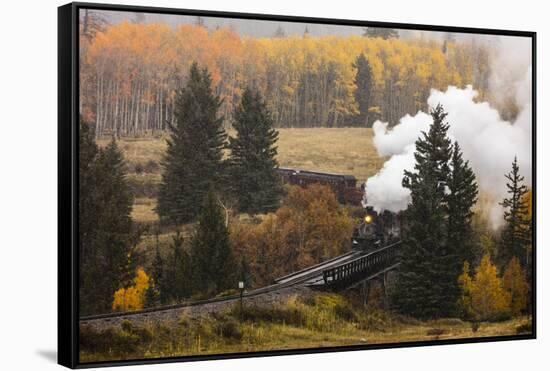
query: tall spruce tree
79 120 102 314
79 121 135 315
157 62 226 224
499 157 531 268
151 230 166 304
171 230 193 300
353 53 374 127
447 142 478 263
144 274 161 308
391 104 452 319
190 190 236 296
442 141 478 313
228 87 283 213
161 230 192 302
96 138 137 308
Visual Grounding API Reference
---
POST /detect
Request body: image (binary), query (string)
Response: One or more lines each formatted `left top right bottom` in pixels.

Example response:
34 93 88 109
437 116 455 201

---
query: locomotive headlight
364 214 373 224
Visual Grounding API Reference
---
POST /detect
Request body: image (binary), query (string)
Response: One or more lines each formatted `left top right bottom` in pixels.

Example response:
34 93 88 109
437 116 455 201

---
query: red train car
276 167 363 205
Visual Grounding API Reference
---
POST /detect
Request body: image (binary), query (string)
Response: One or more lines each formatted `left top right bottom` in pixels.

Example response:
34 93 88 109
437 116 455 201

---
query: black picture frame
58 2 537 368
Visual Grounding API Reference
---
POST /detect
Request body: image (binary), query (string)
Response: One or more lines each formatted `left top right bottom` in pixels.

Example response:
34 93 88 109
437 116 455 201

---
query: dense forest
80 20 491 136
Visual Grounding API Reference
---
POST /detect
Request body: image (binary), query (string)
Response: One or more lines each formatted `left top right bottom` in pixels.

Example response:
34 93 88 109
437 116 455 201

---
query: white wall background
0 0 546 369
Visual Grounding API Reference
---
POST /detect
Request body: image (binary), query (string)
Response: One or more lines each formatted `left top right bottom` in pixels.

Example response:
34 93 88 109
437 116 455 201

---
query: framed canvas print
58 2 536 368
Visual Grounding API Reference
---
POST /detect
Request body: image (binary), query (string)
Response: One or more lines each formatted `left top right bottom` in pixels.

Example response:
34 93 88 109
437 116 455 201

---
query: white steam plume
366 76 532 228
489 36 533 109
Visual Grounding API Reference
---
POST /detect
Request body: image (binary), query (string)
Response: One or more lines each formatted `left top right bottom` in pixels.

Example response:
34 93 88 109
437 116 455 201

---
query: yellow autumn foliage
458 255 511 321
457 261 474 319
502 257 529 316
524 189 533 220
81 22 491 135
112 267 150 312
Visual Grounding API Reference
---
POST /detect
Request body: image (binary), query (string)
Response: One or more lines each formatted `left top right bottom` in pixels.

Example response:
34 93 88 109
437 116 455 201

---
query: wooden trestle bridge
80 241 402 324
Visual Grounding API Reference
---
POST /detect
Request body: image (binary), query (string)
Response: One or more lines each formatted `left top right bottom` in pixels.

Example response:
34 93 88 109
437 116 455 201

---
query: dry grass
99 128 384 181
80 299 532 363
98 128 385 224
131 197 159 223
277 128 385 183
79 294 532 363
97 136 168 166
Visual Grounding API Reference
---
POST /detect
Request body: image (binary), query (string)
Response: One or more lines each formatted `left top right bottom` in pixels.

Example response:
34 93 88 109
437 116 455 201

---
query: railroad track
80 243 400 323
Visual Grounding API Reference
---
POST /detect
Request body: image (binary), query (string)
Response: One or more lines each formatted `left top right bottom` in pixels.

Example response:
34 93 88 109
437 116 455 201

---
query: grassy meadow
80 292 532 363
98 128 385 225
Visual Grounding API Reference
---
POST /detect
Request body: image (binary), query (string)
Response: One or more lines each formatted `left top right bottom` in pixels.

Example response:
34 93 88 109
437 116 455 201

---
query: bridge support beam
361 280 370 308
381 271 388 309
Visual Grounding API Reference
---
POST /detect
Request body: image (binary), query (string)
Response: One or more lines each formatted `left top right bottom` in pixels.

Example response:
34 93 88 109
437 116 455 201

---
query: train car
276 167 363 205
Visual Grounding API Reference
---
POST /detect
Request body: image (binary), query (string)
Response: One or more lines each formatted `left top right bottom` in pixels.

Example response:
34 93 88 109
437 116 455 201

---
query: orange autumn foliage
81 22 491 135
230 184 353 287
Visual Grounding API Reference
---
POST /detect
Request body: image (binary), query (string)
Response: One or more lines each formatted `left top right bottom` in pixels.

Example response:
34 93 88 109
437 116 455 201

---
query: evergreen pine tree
391 104 452 319
151 230 166 304
190 190 236 296
157 62 226 224
442 141 478 313
144 277 161 308
353 54 374 127
499 157 531 268
96 138 136 307
79 121 136 315
168 230 192 301
228 87 283 213
79 120 102 314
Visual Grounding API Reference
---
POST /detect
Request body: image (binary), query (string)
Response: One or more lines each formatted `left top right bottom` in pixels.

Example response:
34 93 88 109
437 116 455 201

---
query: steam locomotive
275 167 402 250
351 206 403 251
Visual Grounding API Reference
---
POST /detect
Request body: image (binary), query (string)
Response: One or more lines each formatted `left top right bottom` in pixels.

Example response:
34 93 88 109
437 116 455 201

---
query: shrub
334 302 358 322
232 302 305 327
356 310 392 332
426 328 447 336
121 320 153 343
144 160 160 173
516 322 533 334
79 322 153 356
178 315 192 330
79 325 113 353
218 318 243 340
308 293 358 322
192 317 219 342
134 162 144 174
111 330 142 353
